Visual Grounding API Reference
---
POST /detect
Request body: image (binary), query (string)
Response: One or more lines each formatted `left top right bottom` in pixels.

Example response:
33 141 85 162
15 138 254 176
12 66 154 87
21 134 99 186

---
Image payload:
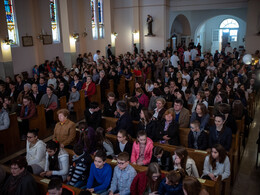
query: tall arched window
50 0 60 42
98 0 104 39
220 18 239 42
91 0 98 40
4 0 18 44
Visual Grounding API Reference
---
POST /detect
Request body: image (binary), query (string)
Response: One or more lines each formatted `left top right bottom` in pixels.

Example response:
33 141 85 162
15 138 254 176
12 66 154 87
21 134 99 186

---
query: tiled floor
232 100 260 195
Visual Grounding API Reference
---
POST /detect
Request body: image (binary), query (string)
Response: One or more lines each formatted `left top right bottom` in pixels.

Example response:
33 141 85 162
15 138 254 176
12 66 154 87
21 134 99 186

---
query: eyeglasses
117 161 126 165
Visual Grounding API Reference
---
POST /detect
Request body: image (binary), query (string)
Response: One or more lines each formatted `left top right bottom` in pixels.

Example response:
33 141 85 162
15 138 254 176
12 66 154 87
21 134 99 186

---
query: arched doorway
195 15 246 54
170 14 191 50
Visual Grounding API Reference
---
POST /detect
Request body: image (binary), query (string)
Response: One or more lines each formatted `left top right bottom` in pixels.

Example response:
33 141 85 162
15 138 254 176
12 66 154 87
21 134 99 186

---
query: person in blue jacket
82 150 112 195
158 169 185 195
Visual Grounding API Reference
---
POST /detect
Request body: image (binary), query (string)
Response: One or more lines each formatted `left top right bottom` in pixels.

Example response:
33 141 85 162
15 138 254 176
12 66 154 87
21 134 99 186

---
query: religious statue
147 15 154 36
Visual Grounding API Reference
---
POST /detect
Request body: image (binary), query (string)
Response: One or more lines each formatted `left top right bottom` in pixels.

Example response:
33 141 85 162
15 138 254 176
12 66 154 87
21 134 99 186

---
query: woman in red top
130 162 164 195
82 75 96 107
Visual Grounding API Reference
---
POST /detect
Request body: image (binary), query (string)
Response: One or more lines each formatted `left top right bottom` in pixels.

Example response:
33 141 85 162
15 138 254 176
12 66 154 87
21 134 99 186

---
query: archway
170 14 191 50
195 15 246 54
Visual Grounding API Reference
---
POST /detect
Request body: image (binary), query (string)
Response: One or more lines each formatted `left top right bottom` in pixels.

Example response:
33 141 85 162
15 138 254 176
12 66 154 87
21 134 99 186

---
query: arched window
98 0 104 39
4 0 18 45
220 18 239 42
50 0 60 42
91 0 98 40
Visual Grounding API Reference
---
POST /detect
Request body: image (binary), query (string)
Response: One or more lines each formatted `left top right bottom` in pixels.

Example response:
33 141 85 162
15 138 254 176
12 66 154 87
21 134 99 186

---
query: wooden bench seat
29 104 48 139
0 113 20 158
2 165 81 195
73 90 86 121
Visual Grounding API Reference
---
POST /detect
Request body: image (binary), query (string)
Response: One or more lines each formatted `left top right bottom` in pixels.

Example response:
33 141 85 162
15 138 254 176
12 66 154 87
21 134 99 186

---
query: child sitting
84 101 102 130
40 140 69 181
67 144 92 187
77 122 96 154
82 150 112 195
131 130 153 166
108 152 137 195
151 146 173 171
67 86 80 111
188 120 208 150
158 169 185 195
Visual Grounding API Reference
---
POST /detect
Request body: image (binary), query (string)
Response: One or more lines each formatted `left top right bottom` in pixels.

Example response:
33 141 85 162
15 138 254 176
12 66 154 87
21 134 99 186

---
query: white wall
197 15 246 53
245 0 260 54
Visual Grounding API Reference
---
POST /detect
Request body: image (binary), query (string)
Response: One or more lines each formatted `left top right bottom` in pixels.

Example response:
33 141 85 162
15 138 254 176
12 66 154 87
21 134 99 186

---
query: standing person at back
170 51 179 70
93 50 101 64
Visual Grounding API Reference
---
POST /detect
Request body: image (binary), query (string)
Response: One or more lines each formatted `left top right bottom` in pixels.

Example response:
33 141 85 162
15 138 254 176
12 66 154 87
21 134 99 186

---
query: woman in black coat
209 115 232 151
138 108 157 141
158 108 180 146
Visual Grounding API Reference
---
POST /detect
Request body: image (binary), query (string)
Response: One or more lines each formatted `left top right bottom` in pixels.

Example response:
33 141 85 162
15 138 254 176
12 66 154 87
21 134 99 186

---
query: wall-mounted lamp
82 31 88 37
2 37 14 45
132 30 138 34
112 32 118 38
37 33 44 41
72 33 79 41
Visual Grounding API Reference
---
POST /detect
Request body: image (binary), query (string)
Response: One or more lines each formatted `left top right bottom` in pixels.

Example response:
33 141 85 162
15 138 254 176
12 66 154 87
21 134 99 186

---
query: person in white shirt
40 140 69 181
190 47 198 61
26 129 46 175
170 51 179 68
184 48 191 63
225 42 232 55
47 72 57 90
93 50 101 64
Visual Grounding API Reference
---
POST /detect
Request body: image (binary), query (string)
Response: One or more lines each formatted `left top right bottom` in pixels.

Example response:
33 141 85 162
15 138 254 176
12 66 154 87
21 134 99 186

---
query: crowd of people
0 42 259 194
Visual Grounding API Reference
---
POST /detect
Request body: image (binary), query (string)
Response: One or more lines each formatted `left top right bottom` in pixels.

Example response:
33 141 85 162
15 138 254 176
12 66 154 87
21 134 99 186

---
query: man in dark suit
107 44 113 58
107 101 133 137
30 83 43 105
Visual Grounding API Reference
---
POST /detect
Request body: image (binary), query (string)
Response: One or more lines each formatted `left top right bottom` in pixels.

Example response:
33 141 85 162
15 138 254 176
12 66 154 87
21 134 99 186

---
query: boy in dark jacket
67 144 92 188
84 102 102 130
188 120 208 150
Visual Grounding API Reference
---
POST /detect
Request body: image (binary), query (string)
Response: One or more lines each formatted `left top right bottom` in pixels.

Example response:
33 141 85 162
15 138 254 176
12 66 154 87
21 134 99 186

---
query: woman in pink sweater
131 130 153 165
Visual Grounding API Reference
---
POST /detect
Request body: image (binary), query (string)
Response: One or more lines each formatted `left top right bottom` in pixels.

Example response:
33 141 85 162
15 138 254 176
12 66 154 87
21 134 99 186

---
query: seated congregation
0 45 258 195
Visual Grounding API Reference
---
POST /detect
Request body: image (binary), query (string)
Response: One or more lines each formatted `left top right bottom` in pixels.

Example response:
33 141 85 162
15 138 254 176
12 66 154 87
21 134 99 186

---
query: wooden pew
104 134 221 195
128 75 135 95
118 76 125 99
73 90 86 121
105 79 114 97
53 96 68 122
29 104 48 139
0 113 20 158
92 84 101 106
2 165 81 195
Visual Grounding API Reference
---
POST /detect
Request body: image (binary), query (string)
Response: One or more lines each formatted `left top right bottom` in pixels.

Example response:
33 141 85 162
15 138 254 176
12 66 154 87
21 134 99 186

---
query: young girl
158 169 185 195
77 122 96 154
95 127 115 158
183 176 209 195
40 140 69 181
114 130 133 156
172 147 199 178
131 162 164 195
151 146 173 171
138 108 157 141
131 130 153 166
202 144 230 181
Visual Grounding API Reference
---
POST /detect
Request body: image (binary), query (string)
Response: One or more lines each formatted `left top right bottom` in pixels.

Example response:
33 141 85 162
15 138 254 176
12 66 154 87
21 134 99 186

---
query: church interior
0 0 260 194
